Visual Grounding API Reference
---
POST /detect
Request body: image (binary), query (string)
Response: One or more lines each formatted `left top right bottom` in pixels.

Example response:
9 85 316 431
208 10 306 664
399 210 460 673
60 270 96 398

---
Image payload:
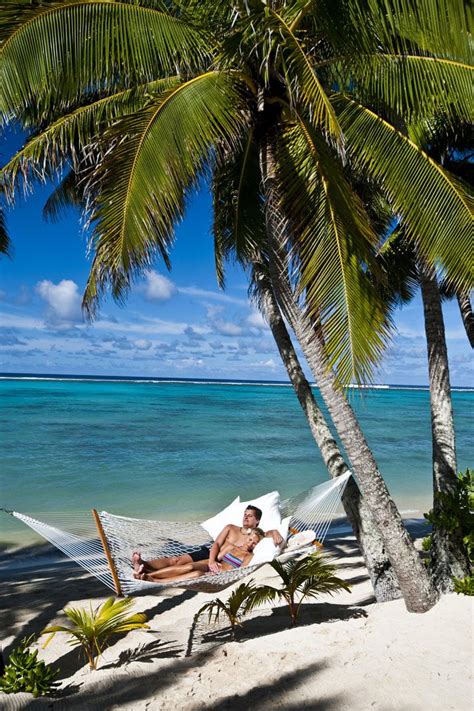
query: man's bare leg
134 559 209 581
144 570 203 584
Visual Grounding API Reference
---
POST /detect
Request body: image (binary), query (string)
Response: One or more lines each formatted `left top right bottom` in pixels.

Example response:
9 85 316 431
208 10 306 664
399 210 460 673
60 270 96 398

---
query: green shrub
424 468 474 594
452 576 474 596
0 636 59 698
43 597 149 670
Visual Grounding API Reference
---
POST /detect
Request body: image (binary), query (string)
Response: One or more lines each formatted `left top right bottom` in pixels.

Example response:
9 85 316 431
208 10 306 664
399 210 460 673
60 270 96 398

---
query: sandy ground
1 519 472 710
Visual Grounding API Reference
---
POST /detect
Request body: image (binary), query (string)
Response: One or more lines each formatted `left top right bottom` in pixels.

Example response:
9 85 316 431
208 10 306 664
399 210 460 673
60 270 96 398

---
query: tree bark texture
419 263 470 590
456 290 474 349
260 137 438 612
255 261 402 601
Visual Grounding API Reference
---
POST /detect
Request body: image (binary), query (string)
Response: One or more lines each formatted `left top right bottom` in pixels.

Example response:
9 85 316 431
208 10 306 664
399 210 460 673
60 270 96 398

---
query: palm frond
0 205 11 256
275 114 393 385
83 71 250 315
337 96 474 292
0 0 210 124
333 54 474 125
213 129 264 287
1 78 180 195
268 8 342 146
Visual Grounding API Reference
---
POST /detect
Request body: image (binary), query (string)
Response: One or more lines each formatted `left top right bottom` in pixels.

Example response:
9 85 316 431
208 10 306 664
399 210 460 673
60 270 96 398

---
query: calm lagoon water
1 376 473 545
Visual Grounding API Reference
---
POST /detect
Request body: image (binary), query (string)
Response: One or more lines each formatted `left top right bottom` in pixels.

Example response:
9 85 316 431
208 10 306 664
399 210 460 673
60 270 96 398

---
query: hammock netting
2 472 351 595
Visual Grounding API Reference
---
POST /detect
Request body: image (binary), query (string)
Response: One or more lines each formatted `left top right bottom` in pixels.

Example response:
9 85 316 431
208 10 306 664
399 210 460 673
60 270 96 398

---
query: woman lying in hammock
133 528 265 583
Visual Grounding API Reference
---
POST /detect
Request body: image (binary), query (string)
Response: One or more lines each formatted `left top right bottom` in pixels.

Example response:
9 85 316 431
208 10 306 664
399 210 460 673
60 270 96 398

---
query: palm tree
246 551 351 625
43 597 149 670
248 257 401 602
1 1 472 611
194 581 259 640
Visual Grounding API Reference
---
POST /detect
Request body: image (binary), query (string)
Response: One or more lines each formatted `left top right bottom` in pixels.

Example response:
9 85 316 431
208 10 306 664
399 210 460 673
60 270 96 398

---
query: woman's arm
208 524 231 573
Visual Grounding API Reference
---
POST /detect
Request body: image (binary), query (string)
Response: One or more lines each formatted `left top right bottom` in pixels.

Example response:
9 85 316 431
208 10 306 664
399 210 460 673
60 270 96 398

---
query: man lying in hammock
132 504 282 580
134 527 265 583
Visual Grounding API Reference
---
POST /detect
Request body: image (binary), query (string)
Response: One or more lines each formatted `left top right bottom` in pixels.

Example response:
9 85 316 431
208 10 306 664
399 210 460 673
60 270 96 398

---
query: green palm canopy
0 0 472 384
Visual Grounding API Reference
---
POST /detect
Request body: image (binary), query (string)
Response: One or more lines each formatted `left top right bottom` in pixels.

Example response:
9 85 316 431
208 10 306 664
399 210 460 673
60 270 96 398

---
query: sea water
1 375 473 546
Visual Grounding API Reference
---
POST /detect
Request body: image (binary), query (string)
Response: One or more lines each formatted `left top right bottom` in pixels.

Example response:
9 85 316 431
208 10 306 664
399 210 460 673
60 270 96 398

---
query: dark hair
245 505 262 522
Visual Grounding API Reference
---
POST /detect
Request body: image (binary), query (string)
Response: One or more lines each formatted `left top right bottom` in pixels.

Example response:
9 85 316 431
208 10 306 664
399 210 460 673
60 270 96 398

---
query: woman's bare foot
132 551 144 573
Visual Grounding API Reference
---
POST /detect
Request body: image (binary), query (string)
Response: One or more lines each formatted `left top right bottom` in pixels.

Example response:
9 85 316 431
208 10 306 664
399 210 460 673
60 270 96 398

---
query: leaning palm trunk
456 290 474 349
260 140 437 613
254 261 401 602
418 262 470 591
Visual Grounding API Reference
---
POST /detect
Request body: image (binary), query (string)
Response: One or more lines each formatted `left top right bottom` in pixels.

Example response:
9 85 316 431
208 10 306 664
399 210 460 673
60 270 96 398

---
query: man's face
242 508 260 529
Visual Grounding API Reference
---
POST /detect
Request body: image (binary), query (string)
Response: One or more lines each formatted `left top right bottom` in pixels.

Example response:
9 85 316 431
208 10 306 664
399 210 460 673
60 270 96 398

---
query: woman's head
246 527 265 551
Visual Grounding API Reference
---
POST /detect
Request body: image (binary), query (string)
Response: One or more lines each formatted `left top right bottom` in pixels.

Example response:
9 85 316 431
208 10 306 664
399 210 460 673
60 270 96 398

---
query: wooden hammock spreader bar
92 508 123 596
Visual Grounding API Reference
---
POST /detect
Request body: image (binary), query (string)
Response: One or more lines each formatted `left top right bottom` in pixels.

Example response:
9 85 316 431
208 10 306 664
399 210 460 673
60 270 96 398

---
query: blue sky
0 135 472 386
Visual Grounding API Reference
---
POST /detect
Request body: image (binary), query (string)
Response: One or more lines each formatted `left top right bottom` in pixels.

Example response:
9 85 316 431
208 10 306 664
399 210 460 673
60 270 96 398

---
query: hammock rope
2 472 351 595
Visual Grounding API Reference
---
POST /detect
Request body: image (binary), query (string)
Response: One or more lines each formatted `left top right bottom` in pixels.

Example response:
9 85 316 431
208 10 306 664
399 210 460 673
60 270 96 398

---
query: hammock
1 472 351 595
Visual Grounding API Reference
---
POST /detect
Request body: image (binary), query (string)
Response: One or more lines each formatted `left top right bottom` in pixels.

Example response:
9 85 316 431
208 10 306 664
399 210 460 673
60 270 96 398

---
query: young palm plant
42 597 149 670
246 552 351 626
195 581 260 640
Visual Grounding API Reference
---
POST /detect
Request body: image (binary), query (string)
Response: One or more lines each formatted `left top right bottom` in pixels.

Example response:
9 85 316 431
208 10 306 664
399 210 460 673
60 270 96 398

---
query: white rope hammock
2 472 351 595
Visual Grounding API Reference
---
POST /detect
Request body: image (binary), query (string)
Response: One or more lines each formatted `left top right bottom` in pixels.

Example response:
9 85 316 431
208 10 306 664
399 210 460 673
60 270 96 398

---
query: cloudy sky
1 134 472 386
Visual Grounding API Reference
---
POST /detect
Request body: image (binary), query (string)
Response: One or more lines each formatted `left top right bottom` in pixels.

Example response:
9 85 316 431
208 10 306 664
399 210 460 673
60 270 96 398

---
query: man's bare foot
132 551 144 573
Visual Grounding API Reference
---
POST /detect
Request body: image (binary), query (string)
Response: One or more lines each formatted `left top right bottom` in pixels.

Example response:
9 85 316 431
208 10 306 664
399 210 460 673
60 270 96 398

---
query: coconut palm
1 1 473 612
195 581 260 640
245 551 351 625
43 597 149 670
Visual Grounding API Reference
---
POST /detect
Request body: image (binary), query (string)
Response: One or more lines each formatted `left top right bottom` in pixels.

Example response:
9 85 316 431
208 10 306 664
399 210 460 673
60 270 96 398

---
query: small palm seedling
43 597 149 670
0 635 59 698
246 552 351 626
195 581 258 640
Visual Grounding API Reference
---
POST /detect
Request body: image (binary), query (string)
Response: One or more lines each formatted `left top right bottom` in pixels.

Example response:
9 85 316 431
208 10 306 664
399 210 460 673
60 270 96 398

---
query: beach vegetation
1 0 472 613
245 552 351 626
194 581 259 640
0 635 59 698
424 468 474 594
42 597 149 671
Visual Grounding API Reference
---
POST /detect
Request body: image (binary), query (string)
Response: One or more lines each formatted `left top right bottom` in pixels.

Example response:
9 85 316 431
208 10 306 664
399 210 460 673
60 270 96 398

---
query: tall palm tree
1 1 472 611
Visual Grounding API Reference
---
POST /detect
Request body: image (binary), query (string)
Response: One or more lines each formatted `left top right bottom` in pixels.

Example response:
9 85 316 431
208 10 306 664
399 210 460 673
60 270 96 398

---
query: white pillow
201 491 282 541
251 516 291 565
201 497 241 540
240 490 281 532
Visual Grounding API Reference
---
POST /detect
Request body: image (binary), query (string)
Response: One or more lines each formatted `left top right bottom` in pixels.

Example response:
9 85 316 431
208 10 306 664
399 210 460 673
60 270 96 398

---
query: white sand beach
1 520 472 711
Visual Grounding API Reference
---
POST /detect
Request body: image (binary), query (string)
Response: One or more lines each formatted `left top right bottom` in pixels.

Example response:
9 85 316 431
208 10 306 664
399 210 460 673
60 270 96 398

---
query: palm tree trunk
456 290 474 348
260 138 437 613
418 262 470 590
254 260 401 602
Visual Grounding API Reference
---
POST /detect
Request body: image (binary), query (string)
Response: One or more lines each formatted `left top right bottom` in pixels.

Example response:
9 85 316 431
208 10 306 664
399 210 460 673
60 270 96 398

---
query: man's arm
208 524 231 574
265 529 283 546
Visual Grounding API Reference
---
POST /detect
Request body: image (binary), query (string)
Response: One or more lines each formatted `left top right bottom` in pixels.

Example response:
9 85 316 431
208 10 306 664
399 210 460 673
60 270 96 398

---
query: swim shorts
189 544 211 562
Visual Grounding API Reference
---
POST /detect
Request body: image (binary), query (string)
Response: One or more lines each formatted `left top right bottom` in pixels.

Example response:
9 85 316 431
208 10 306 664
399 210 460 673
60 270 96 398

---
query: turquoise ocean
1 374 473 547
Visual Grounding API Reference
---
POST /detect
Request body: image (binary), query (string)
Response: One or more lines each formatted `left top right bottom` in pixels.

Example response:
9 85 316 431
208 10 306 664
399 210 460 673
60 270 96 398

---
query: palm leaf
0 206 10 256
82 71 250 315
0 0 210 123
212 129 265 287
275 113 393 384
332 54 474 125
268 7 342 146
337 96 474 292
1 78 180 194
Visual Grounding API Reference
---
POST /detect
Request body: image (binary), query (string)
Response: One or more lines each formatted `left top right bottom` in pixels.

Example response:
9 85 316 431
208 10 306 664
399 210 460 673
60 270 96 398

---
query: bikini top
221 551 244 569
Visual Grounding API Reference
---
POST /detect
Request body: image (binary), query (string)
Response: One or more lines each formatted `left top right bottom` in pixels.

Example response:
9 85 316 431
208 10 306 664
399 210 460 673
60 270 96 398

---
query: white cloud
213 319 243 336
246 310 267 330
143 271 177 302
178 286 248 306
133 339 152 351
36 279 83 323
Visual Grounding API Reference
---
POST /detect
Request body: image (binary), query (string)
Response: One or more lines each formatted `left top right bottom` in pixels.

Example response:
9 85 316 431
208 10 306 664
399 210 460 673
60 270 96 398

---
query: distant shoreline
1 371 473 392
